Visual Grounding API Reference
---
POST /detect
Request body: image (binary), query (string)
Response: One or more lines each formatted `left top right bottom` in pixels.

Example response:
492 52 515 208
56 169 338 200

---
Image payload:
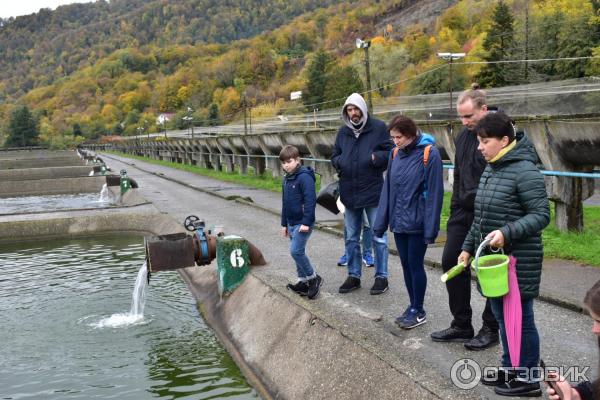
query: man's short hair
457 83 487 109
387 115 417 138
474 112 516 143
279 145 300 161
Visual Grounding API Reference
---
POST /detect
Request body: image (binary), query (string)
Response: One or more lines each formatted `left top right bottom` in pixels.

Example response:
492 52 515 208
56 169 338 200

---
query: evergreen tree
324 65 364 108
208 103 220 126
72 123 83 136
5 106 39 147
477 1 517 87
303 50 332 111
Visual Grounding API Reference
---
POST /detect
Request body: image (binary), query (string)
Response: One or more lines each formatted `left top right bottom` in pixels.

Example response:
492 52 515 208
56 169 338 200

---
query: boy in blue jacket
280 145 322 299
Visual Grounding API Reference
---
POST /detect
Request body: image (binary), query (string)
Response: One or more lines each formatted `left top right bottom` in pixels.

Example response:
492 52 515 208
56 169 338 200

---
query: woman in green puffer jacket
458 112 550 397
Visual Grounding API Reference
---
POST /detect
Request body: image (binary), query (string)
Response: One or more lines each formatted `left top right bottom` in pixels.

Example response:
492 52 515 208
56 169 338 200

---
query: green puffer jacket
463 133 550 299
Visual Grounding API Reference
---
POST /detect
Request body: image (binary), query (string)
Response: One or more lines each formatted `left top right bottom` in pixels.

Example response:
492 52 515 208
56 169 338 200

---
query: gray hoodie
341 93 368 137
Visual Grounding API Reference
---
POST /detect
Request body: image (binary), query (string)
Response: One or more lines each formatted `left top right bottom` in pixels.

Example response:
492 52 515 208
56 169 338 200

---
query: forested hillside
1 0 599 148
0 0 348 99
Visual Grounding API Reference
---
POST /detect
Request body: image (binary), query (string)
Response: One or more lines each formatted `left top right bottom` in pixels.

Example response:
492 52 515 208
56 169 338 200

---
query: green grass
104 151 320 192
542 203 600 266
439 193 600 266
106 151 599 266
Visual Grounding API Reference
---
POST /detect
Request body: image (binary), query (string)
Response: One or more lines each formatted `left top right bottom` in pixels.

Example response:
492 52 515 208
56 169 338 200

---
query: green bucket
473 239 509 298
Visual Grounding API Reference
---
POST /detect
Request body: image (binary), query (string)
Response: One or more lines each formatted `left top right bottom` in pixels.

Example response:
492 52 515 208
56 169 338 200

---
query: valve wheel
184 215 200 231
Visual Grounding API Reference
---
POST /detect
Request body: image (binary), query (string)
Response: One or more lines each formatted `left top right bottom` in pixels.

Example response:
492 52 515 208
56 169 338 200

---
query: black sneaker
286 281 308 296
338 276 361 293
494 379 542 397
430 326 474 342
307 275 323 299
481 368 517 387
464 325 499 350
370 277 388 295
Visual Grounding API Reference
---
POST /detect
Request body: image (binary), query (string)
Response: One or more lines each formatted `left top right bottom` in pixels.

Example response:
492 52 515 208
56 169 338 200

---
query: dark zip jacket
280 165 316 227
450 106 500 219
373 133 444 243
330 116 392 209
462 133 550 299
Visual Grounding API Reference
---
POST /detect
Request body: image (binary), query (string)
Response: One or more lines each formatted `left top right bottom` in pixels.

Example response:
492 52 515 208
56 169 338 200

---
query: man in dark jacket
430 85 500 350
331 93 393 295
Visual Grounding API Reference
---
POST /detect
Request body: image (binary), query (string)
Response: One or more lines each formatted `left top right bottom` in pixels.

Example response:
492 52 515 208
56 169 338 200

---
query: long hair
583 279 600 399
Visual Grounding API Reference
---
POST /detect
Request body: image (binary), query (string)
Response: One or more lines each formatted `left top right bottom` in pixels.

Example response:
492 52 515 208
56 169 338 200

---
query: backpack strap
423 144 431 167
423 144 432 199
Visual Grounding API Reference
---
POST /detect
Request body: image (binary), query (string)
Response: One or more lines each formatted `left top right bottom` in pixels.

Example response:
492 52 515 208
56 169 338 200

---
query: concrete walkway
102 153 599 399
104 153 598 313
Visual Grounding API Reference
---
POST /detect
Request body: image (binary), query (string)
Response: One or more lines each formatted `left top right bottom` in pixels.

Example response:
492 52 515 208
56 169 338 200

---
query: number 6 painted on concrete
230 249 245 268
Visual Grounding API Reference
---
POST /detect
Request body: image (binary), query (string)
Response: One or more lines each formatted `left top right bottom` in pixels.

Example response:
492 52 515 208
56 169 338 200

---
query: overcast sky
0 1 95 19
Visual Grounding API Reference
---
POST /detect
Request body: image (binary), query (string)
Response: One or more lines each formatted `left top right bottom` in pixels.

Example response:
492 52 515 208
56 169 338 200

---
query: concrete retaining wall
0 206 183 243
0 166 94 181
0 156 85 169
179 267 481 400
0 176 107 198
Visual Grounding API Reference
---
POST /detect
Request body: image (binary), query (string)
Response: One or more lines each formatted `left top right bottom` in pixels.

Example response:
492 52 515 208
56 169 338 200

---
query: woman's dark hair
583 279 600 400
387 115 417 138
474 112 516 143
279 145 300 161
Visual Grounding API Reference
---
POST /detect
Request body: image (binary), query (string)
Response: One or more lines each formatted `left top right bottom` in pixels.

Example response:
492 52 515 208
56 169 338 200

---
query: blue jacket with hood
330 93 393 209
281 165 317 227
373 133 444 243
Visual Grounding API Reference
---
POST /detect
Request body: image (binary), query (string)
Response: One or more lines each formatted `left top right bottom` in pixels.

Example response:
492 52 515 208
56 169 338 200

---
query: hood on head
342 93 368 133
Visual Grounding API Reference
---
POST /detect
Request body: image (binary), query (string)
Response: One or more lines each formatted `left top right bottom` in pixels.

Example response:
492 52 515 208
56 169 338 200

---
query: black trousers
442 208 498 331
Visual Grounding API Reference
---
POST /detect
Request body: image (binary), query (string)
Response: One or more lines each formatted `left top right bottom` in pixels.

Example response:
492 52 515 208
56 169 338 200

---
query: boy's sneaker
286 281 308 296
307 275 323 299
338 276 361 293
396 308 427 330
369 277 388 295
362 251 375 267
337 254 348 266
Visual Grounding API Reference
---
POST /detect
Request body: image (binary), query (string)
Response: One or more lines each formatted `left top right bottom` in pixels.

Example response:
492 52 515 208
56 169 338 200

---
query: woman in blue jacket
373 115 444 330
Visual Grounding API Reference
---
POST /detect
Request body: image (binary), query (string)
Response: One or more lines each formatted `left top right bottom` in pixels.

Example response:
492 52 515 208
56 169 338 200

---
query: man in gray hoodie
331 93 393 295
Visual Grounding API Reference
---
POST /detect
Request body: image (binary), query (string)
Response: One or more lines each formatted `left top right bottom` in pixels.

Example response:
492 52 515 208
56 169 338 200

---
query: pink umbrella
504 255 522 368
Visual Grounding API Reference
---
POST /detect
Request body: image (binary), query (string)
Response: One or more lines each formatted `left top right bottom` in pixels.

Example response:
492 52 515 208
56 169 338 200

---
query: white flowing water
98 183 112 202
93 261 149 329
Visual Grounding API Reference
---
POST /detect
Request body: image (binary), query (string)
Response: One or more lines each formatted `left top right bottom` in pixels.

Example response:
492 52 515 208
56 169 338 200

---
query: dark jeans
490 297 540 381
442 208 498 331
394 233 428 312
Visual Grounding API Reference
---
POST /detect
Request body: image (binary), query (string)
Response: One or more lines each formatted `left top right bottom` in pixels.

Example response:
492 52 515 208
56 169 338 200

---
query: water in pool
0 235 258 399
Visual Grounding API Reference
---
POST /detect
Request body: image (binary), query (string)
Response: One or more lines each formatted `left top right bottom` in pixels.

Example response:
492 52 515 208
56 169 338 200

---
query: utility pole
437 52 465 117
524 0 530 82
243 94 248 135
356 38 374 113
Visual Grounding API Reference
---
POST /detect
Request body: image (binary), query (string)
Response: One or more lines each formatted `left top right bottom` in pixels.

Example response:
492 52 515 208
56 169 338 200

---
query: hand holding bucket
472 238 509 298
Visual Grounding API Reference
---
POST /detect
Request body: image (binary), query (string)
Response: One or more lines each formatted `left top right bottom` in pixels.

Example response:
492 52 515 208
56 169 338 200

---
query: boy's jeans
344 206 388 278
288 224 316 281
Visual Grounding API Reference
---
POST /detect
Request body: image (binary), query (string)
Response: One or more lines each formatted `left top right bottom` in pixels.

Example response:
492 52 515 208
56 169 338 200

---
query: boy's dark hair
279 145 300 161
387 115 417 138
474 112 515 143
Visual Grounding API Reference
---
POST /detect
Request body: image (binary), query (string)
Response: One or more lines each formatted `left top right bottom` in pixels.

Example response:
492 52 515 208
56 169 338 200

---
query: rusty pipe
145 232 266 274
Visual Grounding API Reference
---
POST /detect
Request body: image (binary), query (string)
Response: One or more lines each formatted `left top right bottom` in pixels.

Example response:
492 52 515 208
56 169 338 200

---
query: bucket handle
473 238 504 274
